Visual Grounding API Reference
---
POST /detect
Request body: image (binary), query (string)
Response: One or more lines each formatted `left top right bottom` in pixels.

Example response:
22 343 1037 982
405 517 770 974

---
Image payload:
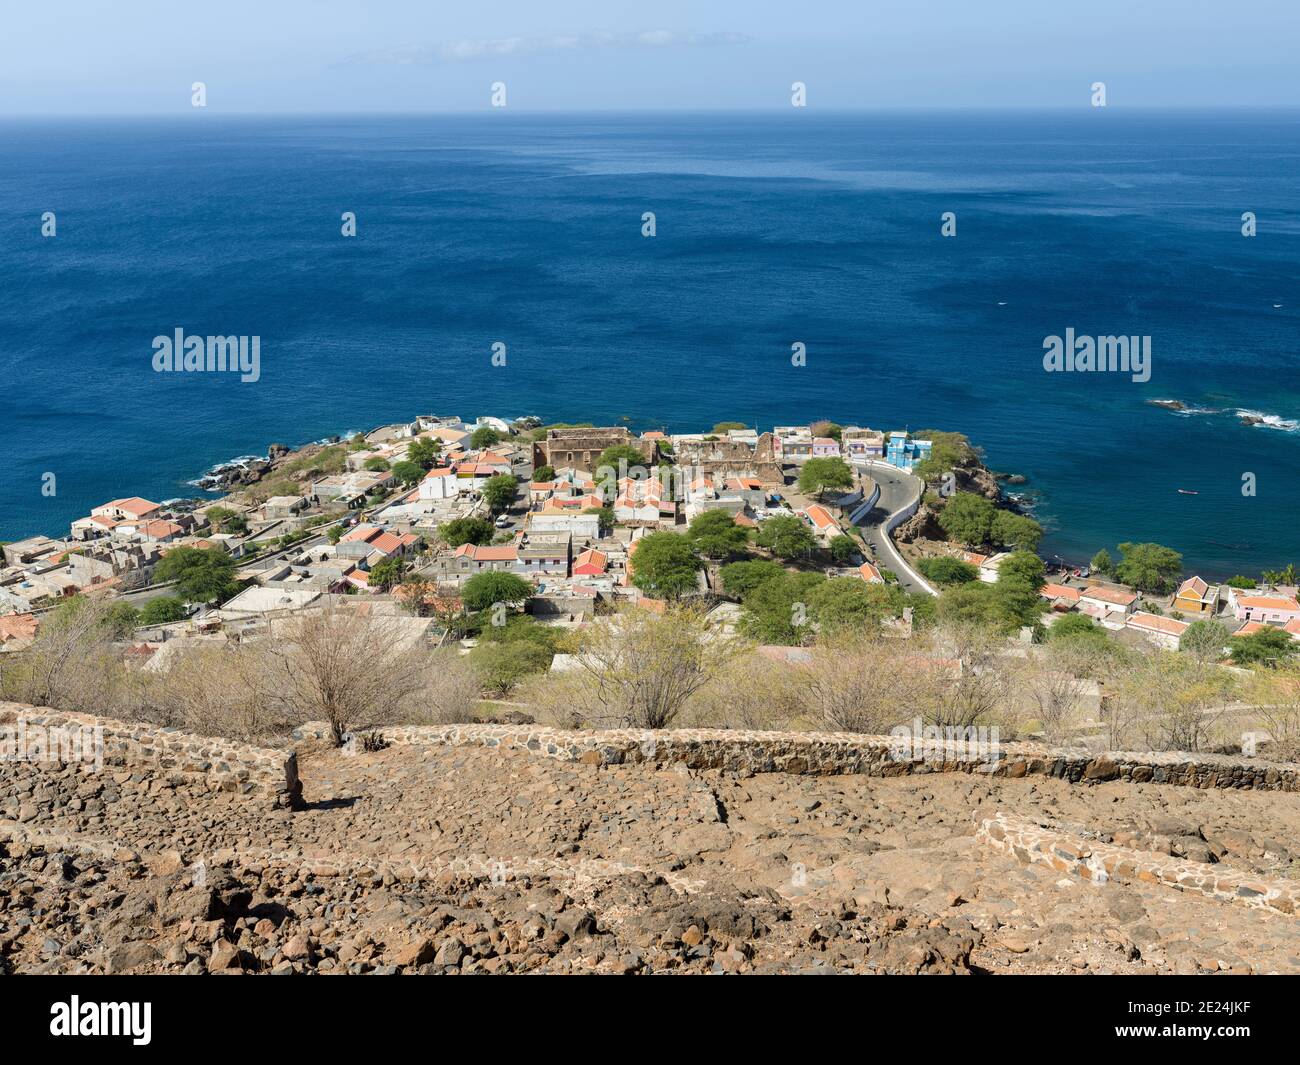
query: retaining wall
294 721 1299 792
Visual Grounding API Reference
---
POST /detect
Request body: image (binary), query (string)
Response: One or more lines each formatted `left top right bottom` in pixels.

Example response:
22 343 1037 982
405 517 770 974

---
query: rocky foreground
2 740 1299 975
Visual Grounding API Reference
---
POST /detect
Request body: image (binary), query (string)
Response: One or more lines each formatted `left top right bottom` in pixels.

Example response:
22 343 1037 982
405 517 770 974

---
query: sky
3 0 1299 113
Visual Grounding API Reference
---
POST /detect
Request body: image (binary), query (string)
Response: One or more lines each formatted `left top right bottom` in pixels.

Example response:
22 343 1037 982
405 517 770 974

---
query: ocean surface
1 111 1298 577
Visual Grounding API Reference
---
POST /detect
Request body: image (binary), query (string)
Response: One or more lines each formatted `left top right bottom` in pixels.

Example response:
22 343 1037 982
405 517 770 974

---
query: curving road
849 462 937 597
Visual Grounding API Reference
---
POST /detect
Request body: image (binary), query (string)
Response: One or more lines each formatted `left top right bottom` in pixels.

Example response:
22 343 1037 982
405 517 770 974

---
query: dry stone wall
0 701 300 812
977 812 1300 919
294 721 1299 792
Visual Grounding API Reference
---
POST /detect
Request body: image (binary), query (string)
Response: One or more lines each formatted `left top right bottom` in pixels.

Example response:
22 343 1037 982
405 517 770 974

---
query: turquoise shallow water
1 111 1298 577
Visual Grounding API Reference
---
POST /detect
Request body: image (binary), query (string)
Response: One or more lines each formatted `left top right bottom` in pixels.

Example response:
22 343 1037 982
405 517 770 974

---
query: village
2 414 1298 674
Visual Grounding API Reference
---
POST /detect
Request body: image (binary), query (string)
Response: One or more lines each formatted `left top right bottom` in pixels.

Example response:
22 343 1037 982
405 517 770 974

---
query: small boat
1177 489 1199 495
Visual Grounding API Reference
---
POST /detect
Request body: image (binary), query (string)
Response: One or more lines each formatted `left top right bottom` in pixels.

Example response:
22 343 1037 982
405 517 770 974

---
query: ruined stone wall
978 812 1300 918
292 721 1299 792
0 701 300 813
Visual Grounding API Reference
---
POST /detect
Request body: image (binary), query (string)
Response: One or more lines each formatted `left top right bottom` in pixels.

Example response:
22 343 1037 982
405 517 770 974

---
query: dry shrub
682 650 804 730
1245 667 1300 762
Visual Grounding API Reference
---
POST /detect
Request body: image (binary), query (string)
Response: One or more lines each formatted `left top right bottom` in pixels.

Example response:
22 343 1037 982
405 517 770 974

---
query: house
1126 611 1190 650
132 519 185 544
0 613 39 650
1078 585 1139 625
529 507 602 540
518 533 570 577
1230 593 1300 625
885 432 933 471
802 504 839 543
91 497 161 523
841 427 885 461
976 552 1012 583
1039 583 1081 611
454 461 512 492
3 535 66 566
441 543 521 576
335 526 419 565
858 562 883 584
532 427 652 472
418 467 459 501
772 426 814 462
573 548 609 576
1174 576 1219 616
812 437 841 458
262 495 308 520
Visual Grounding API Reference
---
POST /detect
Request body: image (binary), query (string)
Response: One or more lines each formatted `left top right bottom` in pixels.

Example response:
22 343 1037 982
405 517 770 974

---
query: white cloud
347 30 752 65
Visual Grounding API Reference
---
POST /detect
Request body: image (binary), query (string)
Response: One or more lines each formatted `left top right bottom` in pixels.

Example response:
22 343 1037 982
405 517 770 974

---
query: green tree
482 473 519 513
596 444 646 474
439 517 495 547
1090 549 1115 577
138 596 187 626
407 437 441 469
630 532 701 599
1231 627 1297 667
807 577 906 633
685 510 750 559
461 571 533 612
1046 613 1103 642
1181 618 1229 662
710 422 748 434
532 465 556 482
828 534 859 565
997 551 1046 590
719 559 787 599
327 524 345 544
390 460 424 488
756 514 816 559
797 457 853 501
912 431 975 483
101 601 141 638
470 640 553 696
363 456 391 472
1115 542 1183 594
990 511 1044 552
1225 575 1256 590
937 492 995 546
367 557 406 592
470 426 502 449
583 506 615 533
205 506 249 536
154 546 242 604
916 557 979 585
739 571 826 644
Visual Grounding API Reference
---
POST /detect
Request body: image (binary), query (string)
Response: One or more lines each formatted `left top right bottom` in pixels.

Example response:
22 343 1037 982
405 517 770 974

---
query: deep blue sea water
1 111 1298 577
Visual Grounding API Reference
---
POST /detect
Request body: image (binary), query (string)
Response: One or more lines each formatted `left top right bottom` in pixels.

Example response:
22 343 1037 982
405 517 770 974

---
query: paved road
849 463 936 597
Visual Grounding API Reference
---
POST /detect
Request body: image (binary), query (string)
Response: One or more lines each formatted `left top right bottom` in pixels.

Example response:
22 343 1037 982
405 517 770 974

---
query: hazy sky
5 0 1298 113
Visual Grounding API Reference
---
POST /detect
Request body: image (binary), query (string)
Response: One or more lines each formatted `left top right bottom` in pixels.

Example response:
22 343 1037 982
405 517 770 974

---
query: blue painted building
886 431 933 471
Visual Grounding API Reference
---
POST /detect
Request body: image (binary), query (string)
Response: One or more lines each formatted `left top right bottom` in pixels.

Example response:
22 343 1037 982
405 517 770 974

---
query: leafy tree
367 557 406 592
756 514 816 559
912 431 975 482
1262 563 1300 586
363 457 391 472
155 546 242 604
596 444 646 475
828 534 859 565
470 640 553 696
439 517 494 547
138 596 187 626
807 577 906 633
1225 575 1256 590
532 465 556 482
582 506 615 533
916 557 979 585
482 473 518 513
1090 549 1114 577
997 551 1046 590
937 492 995 546
102 601 141 638
407 437 441 469
390 460 424 487
470 426 502 449
809 420 843 442
461 571 533 612
1046 613 1101 642
739 571 826 644
1231 627 1298 667
1181 618 1229 662
1115 542 1183 594
797 457 853 501
327 524 345 544
711 422 748 434
630 532 701 599
719 559 787 599
685 510 750 559
990 511 1044 552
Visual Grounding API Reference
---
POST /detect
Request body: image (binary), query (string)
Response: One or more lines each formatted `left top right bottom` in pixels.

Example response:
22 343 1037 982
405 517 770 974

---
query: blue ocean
1 111 1298 577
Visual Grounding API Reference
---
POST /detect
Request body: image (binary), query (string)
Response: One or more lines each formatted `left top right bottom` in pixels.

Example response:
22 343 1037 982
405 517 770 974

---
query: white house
1125 611 1189 650
418 466 459 501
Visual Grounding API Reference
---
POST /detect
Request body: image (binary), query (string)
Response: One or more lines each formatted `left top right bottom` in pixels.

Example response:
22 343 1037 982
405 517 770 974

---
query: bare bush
1102 648 1236 752
0 598 130 715
684 650 804 730
1246 667 1300 762
1024 643 1092 744
798 633 925 734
